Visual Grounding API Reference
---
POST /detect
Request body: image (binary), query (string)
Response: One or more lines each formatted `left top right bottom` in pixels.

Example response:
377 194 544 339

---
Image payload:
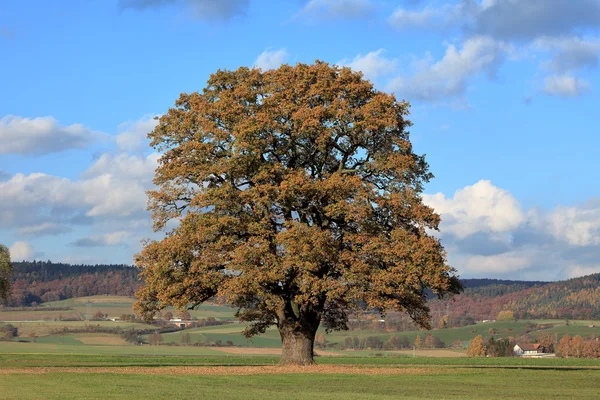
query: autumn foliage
466 335 486 357
134 62 461 365
0 244 12 303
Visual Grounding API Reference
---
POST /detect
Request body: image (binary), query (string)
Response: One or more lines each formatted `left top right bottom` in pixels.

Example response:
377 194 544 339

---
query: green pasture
0 309 82 321
41 296 238 320
535 323 600 339
0 354 599 400
156 324 282 347
320 320 555 347
0 341 231 356
1 320 151 337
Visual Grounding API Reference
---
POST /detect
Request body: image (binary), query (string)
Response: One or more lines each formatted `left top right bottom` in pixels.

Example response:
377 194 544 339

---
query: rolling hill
4 261 600 324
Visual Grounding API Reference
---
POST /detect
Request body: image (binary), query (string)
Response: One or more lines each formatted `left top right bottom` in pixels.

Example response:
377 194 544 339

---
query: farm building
513 343 544 356
169 318 194 328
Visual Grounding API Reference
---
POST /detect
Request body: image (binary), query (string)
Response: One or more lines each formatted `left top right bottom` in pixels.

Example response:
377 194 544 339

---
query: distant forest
7 261 139 307
4 261 600 323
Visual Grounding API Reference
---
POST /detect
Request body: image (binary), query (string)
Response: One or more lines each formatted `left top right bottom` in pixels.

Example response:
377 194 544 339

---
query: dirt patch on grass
74 334 128 345
0 365 446 376
211 347 345 357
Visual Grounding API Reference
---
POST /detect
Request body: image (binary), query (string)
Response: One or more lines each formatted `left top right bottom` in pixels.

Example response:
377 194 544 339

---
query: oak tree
0 245 12 304
134 62 461 365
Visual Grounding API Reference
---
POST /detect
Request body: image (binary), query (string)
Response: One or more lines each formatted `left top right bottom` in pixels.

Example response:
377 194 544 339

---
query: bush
0 324 18 340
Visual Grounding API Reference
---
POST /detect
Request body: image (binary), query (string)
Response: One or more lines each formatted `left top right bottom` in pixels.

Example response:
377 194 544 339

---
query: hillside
4 261 600 323
7 261 139 306
431 274 600 324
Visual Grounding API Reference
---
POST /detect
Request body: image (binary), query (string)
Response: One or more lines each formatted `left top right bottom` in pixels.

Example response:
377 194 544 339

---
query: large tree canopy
135 61 461 365
0 244 12 303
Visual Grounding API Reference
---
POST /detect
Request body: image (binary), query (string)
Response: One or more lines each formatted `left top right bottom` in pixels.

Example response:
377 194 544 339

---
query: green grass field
37 296 238 321
0 354 599 400
4 296 600 356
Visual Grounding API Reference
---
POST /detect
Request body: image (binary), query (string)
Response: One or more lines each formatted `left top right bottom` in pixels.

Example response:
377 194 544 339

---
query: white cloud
543 74 590 97
83 152 160 182
388 36 512 102
337 49 397 81
566 264 600 279
116 115 159 153
424 179 524 238
9 241 36 261
71 231 131 247
544 206 600 246
387 1 600 98
0 115 106 155
450 249 538 275
299 0 374 20
0 153 159 228
17 223 71 237
424 180 600 279
254 49 288 71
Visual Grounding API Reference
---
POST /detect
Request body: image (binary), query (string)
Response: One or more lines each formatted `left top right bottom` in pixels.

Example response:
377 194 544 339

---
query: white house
513 343 542 356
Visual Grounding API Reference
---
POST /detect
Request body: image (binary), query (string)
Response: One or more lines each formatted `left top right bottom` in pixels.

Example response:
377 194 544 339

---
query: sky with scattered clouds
1 0 599 280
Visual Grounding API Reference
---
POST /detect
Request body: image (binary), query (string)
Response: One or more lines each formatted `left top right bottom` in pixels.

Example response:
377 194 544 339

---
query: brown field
212 347 345 356
73 333 128 345
0 365 446 376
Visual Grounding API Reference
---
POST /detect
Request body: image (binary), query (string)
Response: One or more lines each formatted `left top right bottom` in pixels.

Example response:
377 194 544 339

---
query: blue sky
1 0 599 280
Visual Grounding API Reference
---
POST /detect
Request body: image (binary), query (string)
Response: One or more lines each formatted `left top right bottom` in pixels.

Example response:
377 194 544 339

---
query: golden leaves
134 61 461 333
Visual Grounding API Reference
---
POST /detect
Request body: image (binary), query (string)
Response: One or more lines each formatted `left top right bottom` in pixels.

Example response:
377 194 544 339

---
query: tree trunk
279 323 317 366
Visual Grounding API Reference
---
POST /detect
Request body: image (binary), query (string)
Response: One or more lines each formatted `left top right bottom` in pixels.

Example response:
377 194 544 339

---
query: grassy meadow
2 295 600 356
0 354 599 400
3 298 600 399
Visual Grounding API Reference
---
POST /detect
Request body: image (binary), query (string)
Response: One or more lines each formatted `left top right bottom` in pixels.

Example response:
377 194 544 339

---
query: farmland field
38 296 237 321
0 354 599 400
4 296 600 357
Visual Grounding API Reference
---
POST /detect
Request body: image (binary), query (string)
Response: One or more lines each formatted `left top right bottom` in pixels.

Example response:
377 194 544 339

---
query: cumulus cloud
388 36 512 102
18 223 72 237
337 49 397 81
298 0 375 20
425 180 600 279
116 115 159 153
119 0 249 20
254 49 288 71
0 115 107 155
542 205 600 246
71 231 131 247
0 153 159 230
423 179 524 238
450 249 540 275
387 1 600 98
543 75 591 97
83 152 159 181
9 241 37 261
0 171 148 227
